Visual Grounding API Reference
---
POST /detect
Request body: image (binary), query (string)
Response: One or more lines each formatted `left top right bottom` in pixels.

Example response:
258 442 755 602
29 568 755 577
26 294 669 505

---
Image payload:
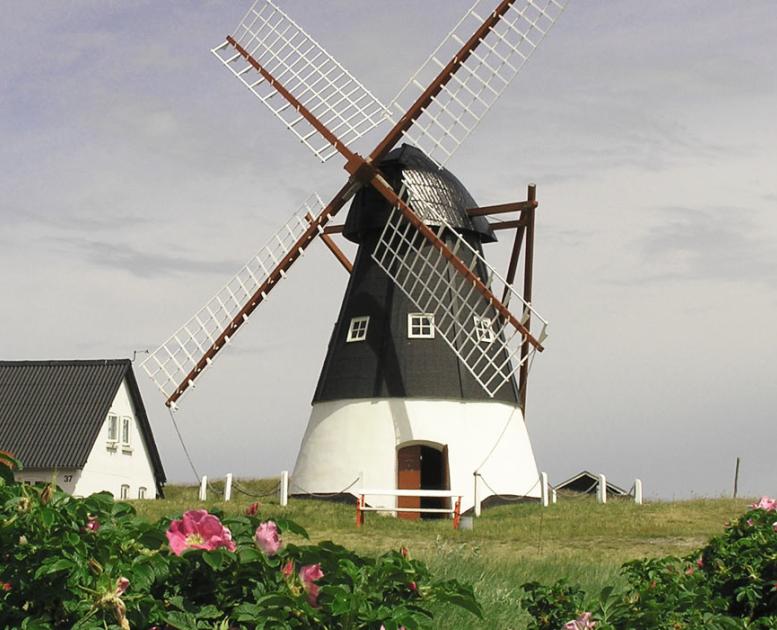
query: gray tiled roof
0 360 165 489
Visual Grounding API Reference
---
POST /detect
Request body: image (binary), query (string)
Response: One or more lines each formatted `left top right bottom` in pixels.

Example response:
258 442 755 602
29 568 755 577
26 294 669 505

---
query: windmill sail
372 182 547 398
142 194 326 406
387 0 568 167
212 0 392 163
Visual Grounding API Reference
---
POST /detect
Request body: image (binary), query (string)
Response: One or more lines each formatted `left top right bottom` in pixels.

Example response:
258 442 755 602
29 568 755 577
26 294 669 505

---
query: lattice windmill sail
144 0 569 512
212 0 393 162
372 179 548 398
389 0 566 166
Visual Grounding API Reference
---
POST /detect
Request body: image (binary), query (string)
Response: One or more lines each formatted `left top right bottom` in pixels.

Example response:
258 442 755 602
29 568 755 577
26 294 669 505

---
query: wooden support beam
489 219 526 231
323 224 345 234
518 184 537 413
319 233 353 274
466 200 537 217
306 213 352 273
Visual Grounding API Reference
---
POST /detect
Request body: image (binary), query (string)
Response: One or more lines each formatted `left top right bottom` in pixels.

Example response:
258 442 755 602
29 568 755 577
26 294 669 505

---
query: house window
121 417 131 447
120 484 130 500
107 414 119 443
138 487 147 499
346 316 369 342
408 313 435 339
473 316 495 344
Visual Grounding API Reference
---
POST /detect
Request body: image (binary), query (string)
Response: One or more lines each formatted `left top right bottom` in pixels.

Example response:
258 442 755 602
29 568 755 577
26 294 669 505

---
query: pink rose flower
299 563 324 607
746 518 754 527
255 521 282 556
166 509 236 556
563 612 596 630
752 497 777 511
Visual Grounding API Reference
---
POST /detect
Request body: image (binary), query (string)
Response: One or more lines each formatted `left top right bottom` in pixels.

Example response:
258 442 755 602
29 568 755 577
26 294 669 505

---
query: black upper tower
313 145 519 405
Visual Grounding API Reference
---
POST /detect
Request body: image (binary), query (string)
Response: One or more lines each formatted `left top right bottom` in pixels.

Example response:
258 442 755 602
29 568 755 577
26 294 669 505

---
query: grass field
132 480 752 629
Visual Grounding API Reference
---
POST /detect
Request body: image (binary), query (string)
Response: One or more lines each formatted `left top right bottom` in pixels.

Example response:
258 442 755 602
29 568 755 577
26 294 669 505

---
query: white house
0 359 165 498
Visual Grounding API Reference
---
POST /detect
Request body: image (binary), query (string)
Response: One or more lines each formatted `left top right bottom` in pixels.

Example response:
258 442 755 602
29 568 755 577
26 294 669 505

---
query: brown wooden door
397 445 421 520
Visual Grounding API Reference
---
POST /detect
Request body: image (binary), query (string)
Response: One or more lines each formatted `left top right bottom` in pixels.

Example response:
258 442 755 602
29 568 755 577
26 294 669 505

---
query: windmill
143 0 567 514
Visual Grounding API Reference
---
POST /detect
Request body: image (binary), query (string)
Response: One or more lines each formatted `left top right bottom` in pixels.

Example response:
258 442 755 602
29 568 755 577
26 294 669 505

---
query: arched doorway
396 443 450 520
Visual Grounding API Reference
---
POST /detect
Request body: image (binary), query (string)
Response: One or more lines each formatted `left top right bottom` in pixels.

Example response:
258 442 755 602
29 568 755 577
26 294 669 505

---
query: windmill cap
342 144 497 244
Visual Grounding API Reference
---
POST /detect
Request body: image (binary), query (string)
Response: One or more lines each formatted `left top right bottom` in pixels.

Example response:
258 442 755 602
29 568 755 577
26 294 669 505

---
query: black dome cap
342 144 497 244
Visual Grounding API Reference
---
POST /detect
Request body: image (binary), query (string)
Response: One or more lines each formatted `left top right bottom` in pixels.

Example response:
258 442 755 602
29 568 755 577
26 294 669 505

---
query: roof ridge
0 359 131 367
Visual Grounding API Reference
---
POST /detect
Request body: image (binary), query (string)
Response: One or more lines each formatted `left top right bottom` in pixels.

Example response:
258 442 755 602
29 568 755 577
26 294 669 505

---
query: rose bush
0 459 480 629
521 497 777 629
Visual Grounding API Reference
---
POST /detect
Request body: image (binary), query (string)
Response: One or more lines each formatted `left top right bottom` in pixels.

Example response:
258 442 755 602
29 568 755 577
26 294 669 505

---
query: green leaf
164 611 199 629
21 618 54 630
202 548 229 571
34 557 75 578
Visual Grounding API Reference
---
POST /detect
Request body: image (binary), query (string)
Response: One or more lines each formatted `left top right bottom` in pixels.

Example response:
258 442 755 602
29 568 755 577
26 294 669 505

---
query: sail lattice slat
142 194 325 403
212 0 392 162
371 185 548 398
390 0 567 167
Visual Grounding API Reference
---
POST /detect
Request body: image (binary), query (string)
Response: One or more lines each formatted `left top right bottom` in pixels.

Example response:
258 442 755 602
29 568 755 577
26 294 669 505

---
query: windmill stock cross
143 0 566 408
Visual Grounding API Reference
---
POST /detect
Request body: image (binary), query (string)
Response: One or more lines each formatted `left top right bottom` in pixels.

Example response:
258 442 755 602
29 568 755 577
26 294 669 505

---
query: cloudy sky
2 1 775 499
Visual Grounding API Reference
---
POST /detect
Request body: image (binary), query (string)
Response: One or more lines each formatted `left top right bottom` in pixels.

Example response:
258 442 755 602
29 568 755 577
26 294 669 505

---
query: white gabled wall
16 469 80 494
292 398 540 512
73 378 159 499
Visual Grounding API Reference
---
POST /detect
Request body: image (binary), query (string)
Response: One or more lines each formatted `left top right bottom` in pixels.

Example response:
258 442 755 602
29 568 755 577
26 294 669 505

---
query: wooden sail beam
164 179 358 407
369 0 519 164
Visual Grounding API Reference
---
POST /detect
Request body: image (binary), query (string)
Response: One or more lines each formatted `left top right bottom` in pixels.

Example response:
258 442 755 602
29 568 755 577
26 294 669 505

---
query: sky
1 1 775 499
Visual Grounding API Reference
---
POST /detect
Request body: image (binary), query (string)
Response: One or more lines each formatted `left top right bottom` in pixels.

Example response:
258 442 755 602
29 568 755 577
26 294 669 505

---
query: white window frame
138 487 147 499
107 414 119 444
408 313 435 339
346 316 370 342
473 316 495 344
120 484 130 500
121 416 132 448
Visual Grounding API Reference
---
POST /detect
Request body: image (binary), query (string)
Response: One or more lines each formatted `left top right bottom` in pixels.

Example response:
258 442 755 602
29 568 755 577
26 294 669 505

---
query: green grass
132 480 752 629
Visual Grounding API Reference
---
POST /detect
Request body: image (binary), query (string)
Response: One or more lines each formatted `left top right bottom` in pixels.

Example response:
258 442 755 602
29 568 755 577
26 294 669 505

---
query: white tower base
291 398 540 513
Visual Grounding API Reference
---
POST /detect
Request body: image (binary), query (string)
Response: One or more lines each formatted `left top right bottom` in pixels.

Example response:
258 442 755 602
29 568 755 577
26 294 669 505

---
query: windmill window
473 316 495 344
120 484 130 500
107 414 119 443
138 487 147 499
346 316 370 342
408 313 435 339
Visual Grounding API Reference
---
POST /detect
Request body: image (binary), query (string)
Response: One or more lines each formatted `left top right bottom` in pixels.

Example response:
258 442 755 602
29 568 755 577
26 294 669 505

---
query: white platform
291 398 540 512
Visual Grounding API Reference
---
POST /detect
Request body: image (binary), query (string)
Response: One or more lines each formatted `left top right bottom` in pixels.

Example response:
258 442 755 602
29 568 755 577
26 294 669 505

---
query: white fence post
634 478 643 505
199 475 207 501
552 488 557 504
540 472 549 507
473 473 482 517
280 470 289 507
597 473 607 504
224 473 233 502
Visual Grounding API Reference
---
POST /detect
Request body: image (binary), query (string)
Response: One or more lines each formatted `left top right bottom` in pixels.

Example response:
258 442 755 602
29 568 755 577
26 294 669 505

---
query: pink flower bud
245 502 260 516
115 577 130 596
299 563 324 607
